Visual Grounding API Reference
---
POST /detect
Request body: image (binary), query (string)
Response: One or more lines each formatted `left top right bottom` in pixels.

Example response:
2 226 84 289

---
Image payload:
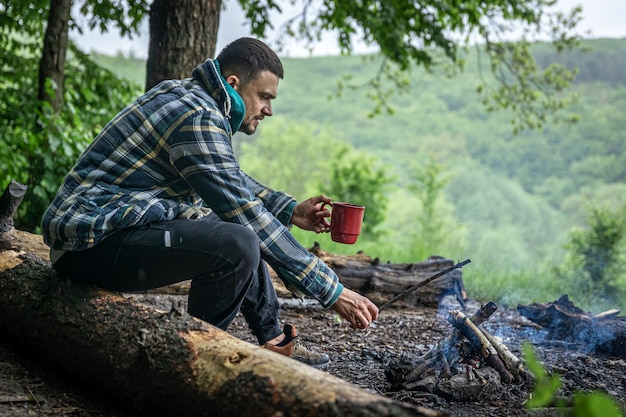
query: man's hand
291 195 332 233
331 288 379 330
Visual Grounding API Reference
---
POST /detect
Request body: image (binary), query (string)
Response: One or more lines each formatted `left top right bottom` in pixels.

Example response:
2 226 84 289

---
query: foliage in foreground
523 343 624 417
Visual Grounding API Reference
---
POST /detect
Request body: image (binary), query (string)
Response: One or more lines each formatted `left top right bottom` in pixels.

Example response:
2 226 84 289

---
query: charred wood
518 294 626 358
399 302 508 390
448 310 514 383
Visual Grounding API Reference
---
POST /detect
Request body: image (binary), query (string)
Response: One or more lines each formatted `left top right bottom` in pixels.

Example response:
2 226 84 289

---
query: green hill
93 39 626 309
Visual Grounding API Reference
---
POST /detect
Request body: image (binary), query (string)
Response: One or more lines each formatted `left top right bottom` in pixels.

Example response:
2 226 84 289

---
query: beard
238 120 257 135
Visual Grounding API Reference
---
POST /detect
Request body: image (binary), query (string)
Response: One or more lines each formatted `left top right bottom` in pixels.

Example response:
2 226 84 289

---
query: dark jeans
53 213 282 344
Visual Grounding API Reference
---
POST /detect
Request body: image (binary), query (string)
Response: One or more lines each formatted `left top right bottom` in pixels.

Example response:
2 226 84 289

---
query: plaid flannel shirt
41 59 343 307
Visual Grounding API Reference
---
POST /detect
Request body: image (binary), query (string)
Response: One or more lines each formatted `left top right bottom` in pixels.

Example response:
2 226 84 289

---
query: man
41 37 379 368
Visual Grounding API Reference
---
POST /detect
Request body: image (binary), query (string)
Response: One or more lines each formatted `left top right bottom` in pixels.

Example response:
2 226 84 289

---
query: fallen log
148 244 467 310
309 245 467 309
0 233 441 417
517 294 626 358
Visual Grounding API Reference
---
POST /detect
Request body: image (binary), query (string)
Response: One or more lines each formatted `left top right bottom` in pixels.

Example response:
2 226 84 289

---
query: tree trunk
146 0 221 90
0 180 28 250
0 234 441 417
38 0 71 113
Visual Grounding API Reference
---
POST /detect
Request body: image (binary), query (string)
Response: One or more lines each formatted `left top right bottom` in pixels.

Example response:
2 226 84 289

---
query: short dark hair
216 37 284 85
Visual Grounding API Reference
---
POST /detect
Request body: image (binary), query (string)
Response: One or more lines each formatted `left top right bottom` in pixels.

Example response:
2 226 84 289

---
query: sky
71 0 626 59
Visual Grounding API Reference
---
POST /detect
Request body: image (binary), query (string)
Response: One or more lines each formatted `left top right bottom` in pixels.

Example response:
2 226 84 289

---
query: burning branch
396 301 526 394
448 310 514 383
402 302 499 387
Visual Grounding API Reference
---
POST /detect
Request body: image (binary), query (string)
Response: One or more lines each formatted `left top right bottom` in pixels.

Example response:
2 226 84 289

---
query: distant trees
554 205 626 308
0 0 588 229
408 158 454 258
0 0 143 230
239 117 336 201
239 116 393 239
534 39 626 86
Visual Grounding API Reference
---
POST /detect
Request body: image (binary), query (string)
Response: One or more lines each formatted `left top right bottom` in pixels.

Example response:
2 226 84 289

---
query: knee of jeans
222 227 261 272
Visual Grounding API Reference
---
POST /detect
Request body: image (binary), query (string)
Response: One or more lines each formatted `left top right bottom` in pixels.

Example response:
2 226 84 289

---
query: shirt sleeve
239 172 296 227
169 111 343 307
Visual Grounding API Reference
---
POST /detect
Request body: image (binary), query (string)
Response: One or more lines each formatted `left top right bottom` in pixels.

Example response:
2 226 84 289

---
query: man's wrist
277 200 297 227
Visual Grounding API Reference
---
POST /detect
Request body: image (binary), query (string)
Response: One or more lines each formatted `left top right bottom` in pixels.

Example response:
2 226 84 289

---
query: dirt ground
1 289 625 417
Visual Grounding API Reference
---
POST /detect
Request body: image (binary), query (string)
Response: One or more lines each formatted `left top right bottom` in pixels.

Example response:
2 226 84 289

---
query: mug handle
320 202 333 227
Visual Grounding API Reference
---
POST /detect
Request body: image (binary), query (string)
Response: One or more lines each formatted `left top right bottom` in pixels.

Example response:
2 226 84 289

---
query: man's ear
224 74 240 91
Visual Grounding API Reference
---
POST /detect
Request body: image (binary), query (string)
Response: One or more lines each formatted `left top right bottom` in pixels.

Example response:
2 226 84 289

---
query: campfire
387 301 528 401
384 293 626 411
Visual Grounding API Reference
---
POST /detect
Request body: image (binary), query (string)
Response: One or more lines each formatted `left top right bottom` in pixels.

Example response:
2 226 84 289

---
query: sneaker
262 324 330 369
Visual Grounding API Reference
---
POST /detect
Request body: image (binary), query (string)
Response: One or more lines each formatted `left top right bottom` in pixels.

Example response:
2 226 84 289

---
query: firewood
469 301 498 326
420 302 498 363
401 302 501 387
479 329 524 376
448 310 514 383
405 355 440 382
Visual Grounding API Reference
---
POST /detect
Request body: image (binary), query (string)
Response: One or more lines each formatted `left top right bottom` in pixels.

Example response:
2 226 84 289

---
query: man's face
228 70 279 135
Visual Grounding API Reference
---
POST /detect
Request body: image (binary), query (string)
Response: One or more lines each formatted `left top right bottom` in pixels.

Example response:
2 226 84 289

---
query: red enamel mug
324 202 365 244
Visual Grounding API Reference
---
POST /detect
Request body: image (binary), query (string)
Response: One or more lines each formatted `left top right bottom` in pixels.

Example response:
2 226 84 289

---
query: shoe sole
294 358 330 369
311 361 330 369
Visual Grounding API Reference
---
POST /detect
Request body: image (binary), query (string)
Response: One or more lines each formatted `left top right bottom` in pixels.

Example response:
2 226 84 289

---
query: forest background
92 39 626 313
3 33 625 314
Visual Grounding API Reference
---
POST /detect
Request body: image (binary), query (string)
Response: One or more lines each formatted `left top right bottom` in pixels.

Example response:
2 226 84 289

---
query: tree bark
0 181 28 250
0 235 441 417
146 0 221 90
38 0 71 113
